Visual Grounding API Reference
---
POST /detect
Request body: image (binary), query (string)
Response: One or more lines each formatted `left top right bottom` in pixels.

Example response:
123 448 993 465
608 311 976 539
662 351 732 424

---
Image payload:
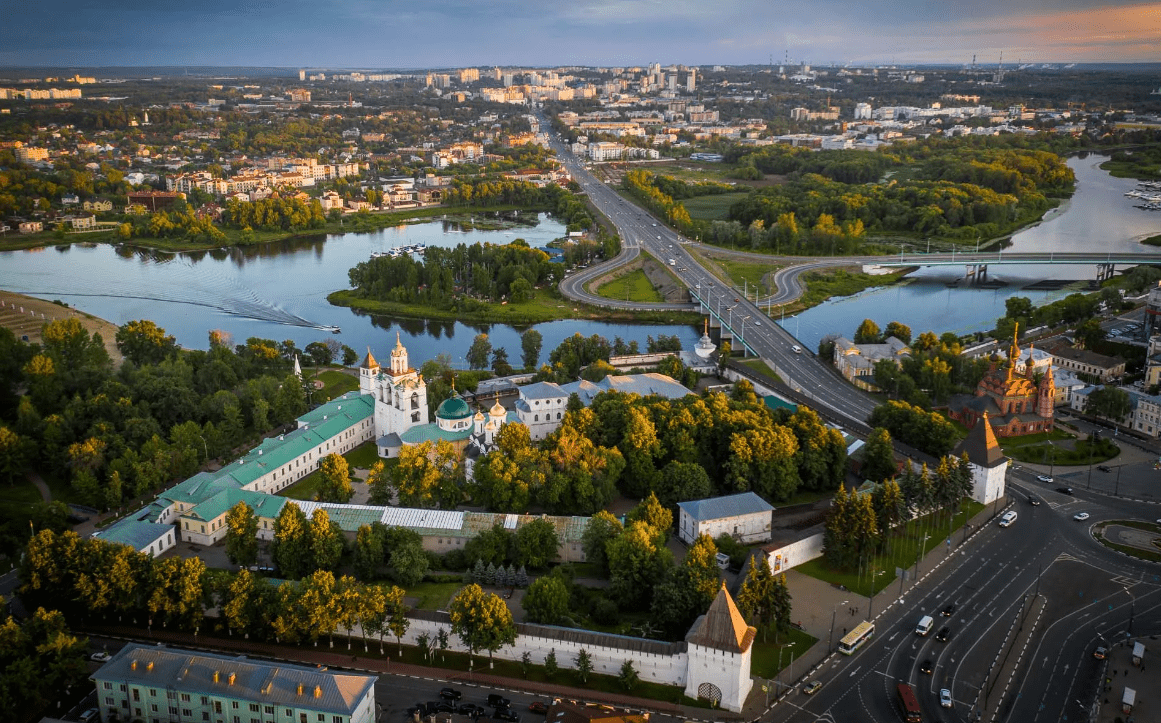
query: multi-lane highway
769 466 1161 723
543 121 880 424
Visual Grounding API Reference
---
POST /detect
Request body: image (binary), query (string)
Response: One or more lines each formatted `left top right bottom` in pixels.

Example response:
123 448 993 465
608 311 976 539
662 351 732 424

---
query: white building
515 373 693 441
359 335 430 457
677 492 774 545
683 584 756 710
854 102 872 120
952 413 1007 504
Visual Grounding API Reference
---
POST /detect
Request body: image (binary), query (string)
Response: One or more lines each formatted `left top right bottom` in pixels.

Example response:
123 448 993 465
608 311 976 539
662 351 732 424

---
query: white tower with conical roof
362 333 428 451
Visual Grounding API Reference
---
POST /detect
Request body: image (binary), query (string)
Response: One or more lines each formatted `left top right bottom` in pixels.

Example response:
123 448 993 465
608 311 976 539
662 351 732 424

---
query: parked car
457 703 485 717
433 702 455 714
439 688 462 701
488 694 511 709
1074 512 1090 521
1097 465 1111 472
90 651 111 662
492 709 520 722
79 710 99 723
803 681 822 695
528 702 548 715
920 659 934 675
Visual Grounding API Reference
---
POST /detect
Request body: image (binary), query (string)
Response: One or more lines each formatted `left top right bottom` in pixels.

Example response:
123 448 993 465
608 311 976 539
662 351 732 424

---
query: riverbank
0 289 123 364
328 287 702 325
0 205 545 254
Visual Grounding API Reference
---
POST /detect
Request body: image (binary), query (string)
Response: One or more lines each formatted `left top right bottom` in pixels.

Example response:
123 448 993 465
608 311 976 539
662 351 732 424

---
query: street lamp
740 316 750 357
829 599 849 651
914 534 931 580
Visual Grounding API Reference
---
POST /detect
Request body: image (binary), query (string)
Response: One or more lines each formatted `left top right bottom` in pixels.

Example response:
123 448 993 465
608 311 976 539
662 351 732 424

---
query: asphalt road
543 122 879 425
768 472 1161 723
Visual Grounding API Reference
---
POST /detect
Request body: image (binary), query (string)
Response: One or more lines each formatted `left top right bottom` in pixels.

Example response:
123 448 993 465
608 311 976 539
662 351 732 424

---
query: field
750 627 820 679
594 268 664 303
313 369 359 402
740 357 782 382
681 192 751 221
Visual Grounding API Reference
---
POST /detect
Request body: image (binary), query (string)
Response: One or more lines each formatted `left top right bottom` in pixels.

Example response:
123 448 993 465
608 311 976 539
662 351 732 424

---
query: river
783 154 1161 349
0 213 700 365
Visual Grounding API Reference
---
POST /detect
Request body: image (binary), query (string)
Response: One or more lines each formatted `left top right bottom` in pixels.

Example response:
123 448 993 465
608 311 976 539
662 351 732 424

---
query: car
1056 487 1074 495
802 681 822 695
492 710 520 722
90 651 111 662
920 659 934 675
1098 465 1111 472
941 603 956 617
936 626 952 642
488 694 511 709
1074 512 1090 521
791 345 802 354
1037 474 1054 483
439 687 462 701
433 702 455 714
1094 646 1108 660
528 702 548 715
733 297 740 302
1027 495 1040 506
940 689 953 708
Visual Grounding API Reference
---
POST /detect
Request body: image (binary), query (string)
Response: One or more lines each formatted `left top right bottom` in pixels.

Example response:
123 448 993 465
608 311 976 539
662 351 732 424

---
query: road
768 469 1161 723
543 121 880 424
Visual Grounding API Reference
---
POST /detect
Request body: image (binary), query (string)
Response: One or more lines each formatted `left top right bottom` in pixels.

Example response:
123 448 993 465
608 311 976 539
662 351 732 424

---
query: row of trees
823 454 973 570
867 400 961 458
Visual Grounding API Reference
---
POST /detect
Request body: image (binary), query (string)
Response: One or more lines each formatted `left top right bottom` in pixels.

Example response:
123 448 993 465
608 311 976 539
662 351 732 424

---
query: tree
367 460 393 506
521 329 543 371
447 584 517 665
626 491 673 538
736 555 775 638
307 508 344 572
393 442 441 507
512 519 560 570
0 426 27 486
581 510 622 575
271 502 310 579
618 660 640 691
491 347 514 376
316 453 354 503
304 341 333 367
607 521 673 607
575 648 593 683
524 575 570 625
383 526 428 586
467 334 493 370
655 460 713 507
544 649 559 679
1075 318 1106 350
353 523 385 579
854 319 882 344
115 320 177 365
224 501 259 568
861 428 896 483
884 321 912 344
1084 386 1132 422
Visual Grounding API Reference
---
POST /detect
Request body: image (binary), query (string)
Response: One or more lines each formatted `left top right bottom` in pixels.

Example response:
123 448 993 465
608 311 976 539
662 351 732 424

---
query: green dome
436 395 472 420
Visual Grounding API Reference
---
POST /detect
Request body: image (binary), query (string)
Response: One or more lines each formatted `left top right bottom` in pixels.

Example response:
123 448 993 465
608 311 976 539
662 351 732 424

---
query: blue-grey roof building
677 492 774 545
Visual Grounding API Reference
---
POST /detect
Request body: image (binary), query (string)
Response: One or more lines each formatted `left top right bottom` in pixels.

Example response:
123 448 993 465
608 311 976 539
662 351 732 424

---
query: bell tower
389 331 410 375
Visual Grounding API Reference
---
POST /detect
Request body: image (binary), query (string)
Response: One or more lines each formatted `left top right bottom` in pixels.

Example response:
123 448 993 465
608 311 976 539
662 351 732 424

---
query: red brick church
947 331 1055 438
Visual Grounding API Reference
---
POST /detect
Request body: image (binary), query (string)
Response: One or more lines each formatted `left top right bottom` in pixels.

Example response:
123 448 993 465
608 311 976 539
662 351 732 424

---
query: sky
1 0 1159 68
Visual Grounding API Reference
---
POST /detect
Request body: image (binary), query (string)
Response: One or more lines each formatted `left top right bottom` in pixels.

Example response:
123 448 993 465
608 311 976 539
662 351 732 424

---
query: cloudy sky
2 0 1159 67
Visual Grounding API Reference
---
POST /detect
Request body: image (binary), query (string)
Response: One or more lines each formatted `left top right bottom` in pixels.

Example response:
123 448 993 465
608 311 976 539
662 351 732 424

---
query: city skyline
1 0 1158 68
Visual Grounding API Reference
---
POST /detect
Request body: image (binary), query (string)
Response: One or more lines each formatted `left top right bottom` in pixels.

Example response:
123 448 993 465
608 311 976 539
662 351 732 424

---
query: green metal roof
94 518 174 552
400 423 473 445
436 395 472 420
184 488 287 524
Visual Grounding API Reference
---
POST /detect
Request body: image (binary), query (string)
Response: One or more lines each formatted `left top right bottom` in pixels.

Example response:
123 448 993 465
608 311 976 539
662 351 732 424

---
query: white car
90 652 111 662
939 689 953 708
1037 475 1053 483
1073 512 1090 521
791 345 802 354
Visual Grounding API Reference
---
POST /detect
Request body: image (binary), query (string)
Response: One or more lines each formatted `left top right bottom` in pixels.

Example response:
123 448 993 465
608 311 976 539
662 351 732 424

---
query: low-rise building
677 491 774 545
18 221 43 234
83 199 113 212
832 336 911 390
1051 346 1125 382
93 643 376 723
126 190 186 212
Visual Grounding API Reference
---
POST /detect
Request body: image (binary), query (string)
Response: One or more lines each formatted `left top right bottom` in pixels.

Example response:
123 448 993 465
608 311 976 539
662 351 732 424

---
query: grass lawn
277 470 325 501
750 627 820 679
1093 520 1161 563
740 357 783 382
343 441 382 470
780 488 836 507
329 287 700 326
690 249 779 297
796 500 986 598
595 268 664 303
1002 431 1119 465
405 580 464 611
1142 233 1161 247
786 267 910 314
682 192 750 221
313 369 358 402
0 478 51 520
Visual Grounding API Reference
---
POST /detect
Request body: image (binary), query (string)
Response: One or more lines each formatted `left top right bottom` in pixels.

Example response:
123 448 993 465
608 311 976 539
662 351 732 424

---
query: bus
897 683 922 723
838 621 875 655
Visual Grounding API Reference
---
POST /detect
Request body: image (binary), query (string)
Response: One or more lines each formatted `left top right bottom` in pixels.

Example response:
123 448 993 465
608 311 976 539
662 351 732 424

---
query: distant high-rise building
299 69 306 81
686 69 696 93
668 75 676 92
854 102 872 120
503 73 515 87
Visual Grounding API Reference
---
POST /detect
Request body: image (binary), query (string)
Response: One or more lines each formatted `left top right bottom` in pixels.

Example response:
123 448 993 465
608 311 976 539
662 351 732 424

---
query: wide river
784 154 1161 349
1 155 1156 363
0 214 700 365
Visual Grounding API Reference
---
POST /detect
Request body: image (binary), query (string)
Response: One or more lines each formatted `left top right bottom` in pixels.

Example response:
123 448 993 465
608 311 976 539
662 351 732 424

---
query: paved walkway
26 469 51 503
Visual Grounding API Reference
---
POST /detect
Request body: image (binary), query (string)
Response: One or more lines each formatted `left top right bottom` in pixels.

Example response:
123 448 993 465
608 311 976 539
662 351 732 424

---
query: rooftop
677 491 774 522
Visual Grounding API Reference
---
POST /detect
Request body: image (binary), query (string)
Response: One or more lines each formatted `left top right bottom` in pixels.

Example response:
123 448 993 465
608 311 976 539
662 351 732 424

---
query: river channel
783 154 1161 350
0 213 699 365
